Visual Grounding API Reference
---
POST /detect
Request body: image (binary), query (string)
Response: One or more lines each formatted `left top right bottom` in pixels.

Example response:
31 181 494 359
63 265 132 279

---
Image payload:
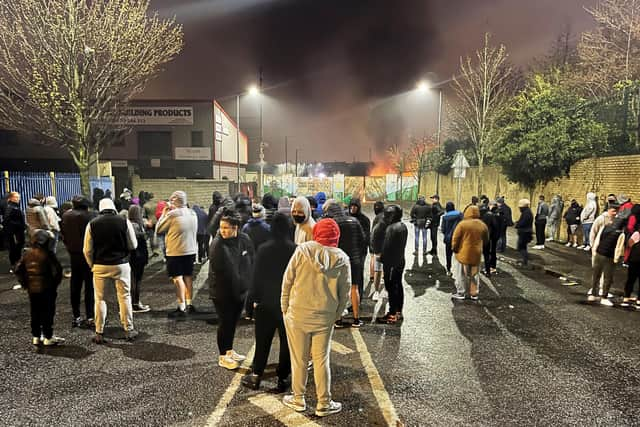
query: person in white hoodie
281 218 351 417
43 196 61 252
579 192 598 251
156 191 198 317
291 196 316 244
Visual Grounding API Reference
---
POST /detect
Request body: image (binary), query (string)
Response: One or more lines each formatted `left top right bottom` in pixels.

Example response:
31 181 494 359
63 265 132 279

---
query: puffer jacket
452 206 489 265
380 205 408 268
580 192 598 224
292 196 316 244
262 193 278 224
564 202 582 226
441 209 463 245
43 197 60 232
315 192 327 218
281 240 351 327
242 218 271 250
410 199 432 228
348 198 370 256
15 246 62 294
324 203 366 265
208 232 255 302
207 191 223 224
26 199 50 237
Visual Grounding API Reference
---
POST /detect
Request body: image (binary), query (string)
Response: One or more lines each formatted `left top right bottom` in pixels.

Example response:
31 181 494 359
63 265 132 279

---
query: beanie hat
252 203 266 219
518 199 530 208
99 198 117 212
313 218 340 247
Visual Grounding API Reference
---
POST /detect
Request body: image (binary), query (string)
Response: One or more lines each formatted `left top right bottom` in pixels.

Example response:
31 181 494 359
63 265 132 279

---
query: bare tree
450 32 513 196
0 0 183 194
408 134 437 197
387 143 408 201
578 0 640 98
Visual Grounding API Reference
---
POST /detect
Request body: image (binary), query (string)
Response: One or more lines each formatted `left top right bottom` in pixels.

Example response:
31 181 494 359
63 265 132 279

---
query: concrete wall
131 175 231 208
420 154 640 240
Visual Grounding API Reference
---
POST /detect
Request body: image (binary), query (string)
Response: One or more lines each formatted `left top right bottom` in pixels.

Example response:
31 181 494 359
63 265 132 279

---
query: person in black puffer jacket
208 211 255 370
262 193 278 225
208 197 235 237
208 191 223 225
15 230 64 346
515 199 534 266
242 213 296 391
380 205 408 324
369 201 385 288
410 196 432 255
348 197 371 287
481 201 501 276
324 202 366 328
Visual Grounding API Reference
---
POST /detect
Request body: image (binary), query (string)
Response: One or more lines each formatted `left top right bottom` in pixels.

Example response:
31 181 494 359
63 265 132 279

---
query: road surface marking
331 340 355 355
205 345 255 427
351 328 401 426
248 394 321 426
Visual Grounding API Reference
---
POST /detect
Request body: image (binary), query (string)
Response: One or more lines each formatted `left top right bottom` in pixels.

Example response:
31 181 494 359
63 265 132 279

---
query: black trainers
334 319 346 328
241 373 261 390
376 312 393 323
276 377 290 393
71 317 83 328
168 308 186 319
351 318 364 328
186 304 197 314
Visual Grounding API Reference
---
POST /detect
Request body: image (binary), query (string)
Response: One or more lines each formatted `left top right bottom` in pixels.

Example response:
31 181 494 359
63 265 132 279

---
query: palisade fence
0 171 113 212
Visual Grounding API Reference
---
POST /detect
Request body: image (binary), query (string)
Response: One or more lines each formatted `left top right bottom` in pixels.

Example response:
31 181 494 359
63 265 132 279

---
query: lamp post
417 80 444 195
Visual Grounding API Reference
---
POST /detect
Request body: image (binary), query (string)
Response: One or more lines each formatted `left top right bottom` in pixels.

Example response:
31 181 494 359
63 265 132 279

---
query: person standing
261 193 278 225
4 192 26 272
369 201 386 293
15 230 64 346
348 197 371 288
281 218 350 417
324 202 366 328
440 202 463 276
547 195 563 242
496 197 513 252
83 198 138 343
451 206 488 300
143 193 160 257
314 191 327 218
623 207 640 308
207 191 224 224
481 201 500 276
26 197 50 239
128 205 150 313
208 212 255 370
429 195 444 255
292 196 316 244
587 218 626 306
156 191 198 317
532 195 549 249
43 196 61 252
61 196 97 327
242 203 272 250
379 205 408 323
564 199 582 248
192 204 210 264
579 192 598 251
410 196 432 256
515 199 534 266
242 213 296 391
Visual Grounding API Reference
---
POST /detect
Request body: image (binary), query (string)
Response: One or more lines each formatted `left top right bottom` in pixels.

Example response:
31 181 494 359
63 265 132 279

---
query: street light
416 79 443 195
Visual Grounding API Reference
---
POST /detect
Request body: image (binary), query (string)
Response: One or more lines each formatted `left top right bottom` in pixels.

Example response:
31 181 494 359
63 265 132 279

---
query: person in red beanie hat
280 218 351 417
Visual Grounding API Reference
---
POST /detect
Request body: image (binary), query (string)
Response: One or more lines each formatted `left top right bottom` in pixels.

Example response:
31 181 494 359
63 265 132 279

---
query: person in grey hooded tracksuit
547 195 563 242
580 192 598 251
281 218 350 417
291 196 316 244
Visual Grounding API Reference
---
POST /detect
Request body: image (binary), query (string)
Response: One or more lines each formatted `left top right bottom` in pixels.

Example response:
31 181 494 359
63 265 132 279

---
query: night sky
145 0 597 164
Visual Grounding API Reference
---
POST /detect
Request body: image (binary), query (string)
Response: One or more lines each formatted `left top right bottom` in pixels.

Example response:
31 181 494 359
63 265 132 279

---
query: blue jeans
582 223 593 246
415 226 427 252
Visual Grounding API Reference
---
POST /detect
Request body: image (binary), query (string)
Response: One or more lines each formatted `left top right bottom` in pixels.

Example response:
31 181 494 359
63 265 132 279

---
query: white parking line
205 345 255 426
249 394 321 427
331 340 355 355
351 328 401 426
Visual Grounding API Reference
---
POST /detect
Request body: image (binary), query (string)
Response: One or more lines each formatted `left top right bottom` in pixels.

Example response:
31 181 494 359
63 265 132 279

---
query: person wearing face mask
208 212 255 370
515 199 534 266
292 196 316 244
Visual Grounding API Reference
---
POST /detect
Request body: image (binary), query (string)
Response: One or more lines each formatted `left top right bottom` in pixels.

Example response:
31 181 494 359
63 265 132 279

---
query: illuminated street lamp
416 79 443 194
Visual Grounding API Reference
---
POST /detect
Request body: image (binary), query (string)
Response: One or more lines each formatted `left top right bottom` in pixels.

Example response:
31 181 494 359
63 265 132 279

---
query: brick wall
421 154 640 241
131 175 231 208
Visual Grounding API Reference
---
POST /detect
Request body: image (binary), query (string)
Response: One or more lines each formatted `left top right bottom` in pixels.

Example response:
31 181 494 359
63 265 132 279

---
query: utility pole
435 88 443 195
236 94 240 187
295 148 299 177
258 66 264 198
285 136 288 175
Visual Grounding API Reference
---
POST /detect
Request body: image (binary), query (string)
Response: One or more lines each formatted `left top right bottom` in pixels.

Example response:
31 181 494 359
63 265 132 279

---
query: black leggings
213 298 243 355
30 290 57 339
625 262 640 298
252 304 290 378
197 234 209 261
384 262 405 314
130 261 146 306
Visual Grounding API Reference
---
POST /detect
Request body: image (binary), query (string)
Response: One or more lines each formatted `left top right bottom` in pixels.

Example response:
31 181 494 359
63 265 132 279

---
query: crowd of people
2 184 640 416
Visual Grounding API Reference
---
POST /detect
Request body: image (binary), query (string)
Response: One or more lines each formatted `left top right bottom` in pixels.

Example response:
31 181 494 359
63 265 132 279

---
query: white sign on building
175 147 212 161
118 106 194 126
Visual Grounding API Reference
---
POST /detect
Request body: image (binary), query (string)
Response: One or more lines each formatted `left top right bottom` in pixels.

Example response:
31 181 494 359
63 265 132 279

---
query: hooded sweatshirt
292 196 316 244
348 198 371 256
315 192 327 218
156 205 198 256
26 199 50 237
580 192 598 224
548 196 563 222
281 240 351 327
452 205 489 266
43 196 60 232
441 204 463 245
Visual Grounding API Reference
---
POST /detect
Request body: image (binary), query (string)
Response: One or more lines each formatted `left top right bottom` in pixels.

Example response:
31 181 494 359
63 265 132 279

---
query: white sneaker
587 289 593 296
12 284 21 290
583 245 591 251
43 336 65 346
32 337 42 346
282 395 306 412
607 293 614 298
577 244 585 249
600 298 614 307
315 400 343 417
565 242 572 247
587 295 599 302
229 350 246 362
218 354 240 370
546 237 553 241
372 291 379 301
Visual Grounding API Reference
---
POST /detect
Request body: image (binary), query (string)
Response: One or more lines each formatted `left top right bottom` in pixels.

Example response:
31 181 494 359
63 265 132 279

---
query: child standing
15 230 64 346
